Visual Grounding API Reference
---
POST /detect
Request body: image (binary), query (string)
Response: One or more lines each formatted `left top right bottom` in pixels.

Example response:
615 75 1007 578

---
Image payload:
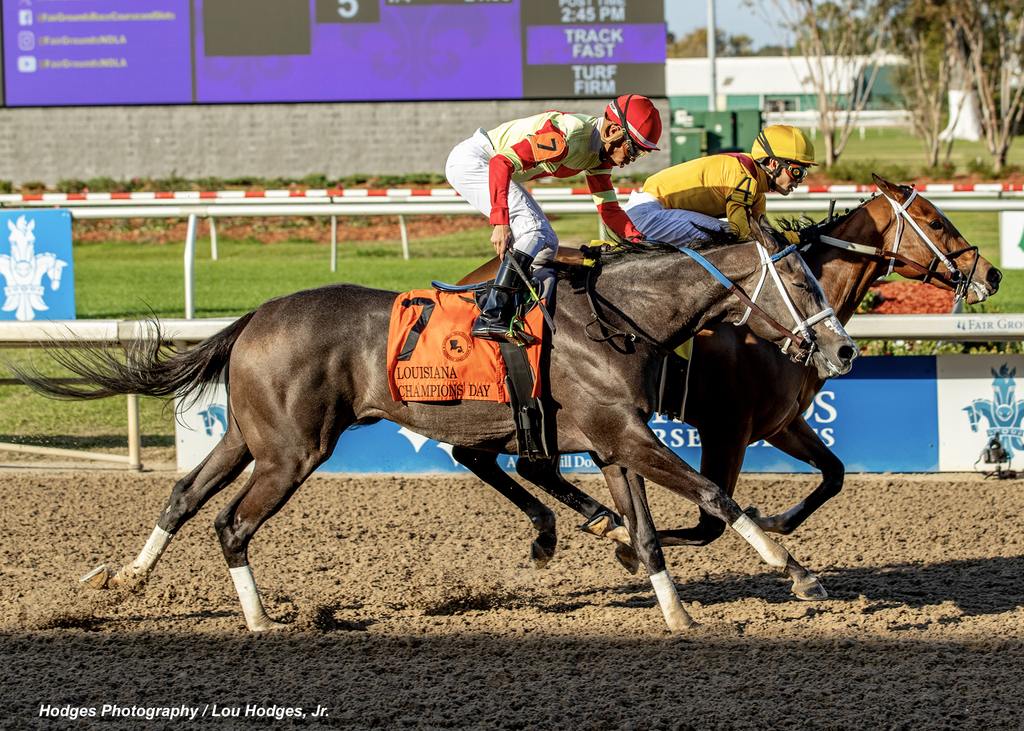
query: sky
665 0 786 50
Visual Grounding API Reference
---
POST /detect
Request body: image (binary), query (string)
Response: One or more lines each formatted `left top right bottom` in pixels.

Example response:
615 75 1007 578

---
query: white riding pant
623 191 729 246
445 129 558 265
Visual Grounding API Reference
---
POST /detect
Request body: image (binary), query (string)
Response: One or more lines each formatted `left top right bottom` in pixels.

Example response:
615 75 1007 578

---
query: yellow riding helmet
751 125 816 165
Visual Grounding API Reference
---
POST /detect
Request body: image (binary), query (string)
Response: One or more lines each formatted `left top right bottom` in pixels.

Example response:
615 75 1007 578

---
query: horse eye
929 220 944 231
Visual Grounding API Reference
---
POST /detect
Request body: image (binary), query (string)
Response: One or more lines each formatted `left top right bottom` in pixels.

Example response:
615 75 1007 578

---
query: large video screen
1 0 665 107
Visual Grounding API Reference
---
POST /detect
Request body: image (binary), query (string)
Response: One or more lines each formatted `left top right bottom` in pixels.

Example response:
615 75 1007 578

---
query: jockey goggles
783 162 809 182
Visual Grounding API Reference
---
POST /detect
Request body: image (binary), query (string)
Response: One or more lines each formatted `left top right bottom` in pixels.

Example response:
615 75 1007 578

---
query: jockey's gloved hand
783 229 802 246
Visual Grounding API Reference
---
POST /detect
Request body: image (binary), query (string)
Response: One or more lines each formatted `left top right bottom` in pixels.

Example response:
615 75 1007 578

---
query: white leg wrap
128 526 172 574
649 570 695 630
229 565 277 632
732 514 789 569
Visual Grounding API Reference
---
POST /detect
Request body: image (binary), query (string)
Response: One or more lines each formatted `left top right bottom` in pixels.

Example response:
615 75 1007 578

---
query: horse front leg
592 421 827 606
515 457 633 563
453 447 558 567
745 416 845 535
593 459 695 631
658 422 750 548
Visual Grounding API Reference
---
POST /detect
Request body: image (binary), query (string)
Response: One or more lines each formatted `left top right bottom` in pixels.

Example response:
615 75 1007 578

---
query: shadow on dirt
2 630 1020 729
569 554 1024 616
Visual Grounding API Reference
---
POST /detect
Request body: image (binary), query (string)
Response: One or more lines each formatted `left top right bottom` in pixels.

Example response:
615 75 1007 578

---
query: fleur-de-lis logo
0 215 68 321
963 364 1024 458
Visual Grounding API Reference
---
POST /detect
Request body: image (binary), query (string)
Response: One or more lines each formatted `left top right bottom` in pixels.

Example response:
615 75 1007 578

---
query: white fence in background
764 109 914 130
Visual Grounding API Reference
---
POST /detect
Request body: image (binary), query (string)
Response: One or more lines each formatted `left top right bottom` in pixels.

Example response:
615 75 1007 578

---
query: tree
760 0 891 166
950 1 1024 173
889 0 955 167
667 28 759 57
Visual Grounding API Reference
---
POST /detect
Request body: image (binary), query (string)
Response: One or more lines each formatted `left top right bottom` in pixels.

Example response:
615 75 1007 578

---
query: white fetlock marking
732 514 789 570
229 565 274 631
128 526 172 575
649 570 694 630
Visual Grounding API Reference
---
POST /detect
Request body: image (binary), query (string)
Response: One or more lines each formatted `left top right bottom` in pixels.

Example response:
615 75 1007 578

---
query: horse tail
12 312 256 407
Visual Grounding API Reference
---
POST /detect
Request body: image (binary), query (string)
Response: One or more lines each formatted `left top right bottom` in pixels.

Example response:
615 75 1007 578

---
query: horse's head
723 226 858 379
869 175 1000 304
7 216 36 262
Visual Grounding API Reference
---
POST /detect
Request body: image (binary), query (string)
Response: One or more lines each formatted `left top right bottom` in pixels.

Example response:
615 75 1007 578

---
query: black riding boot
472 249 534 341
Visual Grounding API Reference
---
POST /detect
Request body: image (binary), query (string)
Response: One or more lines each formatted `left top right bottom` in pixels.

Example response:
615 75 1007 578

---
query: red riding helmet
605 94 662 152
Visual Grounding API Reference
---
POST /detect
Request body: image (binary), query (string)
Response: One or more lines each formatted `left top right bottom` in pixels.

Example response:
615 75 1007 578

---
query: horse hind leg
82 427 252 590
215 449 330 632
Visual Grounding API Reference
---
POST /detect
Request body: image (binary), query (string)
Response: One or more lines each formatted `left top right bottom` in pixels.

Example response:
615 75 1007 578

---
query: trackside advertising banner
175 355 1023 474
0 209 75 321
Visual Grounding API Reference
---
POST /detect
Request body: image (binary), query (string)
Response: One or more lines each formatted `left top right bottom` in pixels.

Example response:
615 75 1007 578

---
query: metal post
330 215 338 273
707 0 718 112
399 214 410 261
209 216 218 261
184 213 197 319
127 393 142 471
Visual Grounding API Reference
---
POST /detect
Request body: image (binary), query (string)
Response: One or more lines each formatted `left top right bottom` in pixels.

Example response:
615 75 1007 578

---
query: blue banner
316 356 939 474
0 209 75 320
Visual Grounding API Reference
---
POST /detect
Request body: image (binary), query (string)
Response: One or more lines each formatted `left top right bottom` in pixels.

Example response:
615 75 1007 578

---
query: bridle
814 187 979 302
730 242 838 365
582 242 839 364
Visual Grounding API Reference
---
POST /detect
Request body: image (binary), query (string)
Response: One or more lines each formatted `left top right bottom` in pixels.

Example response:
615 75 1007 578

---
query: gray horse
16 236 856 632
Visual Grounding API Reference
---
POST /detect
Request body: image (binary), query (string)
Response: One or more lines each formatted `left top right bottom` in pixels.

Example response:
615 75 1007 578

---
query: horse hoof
614 543 640 575
531 539 554 569
80 565 114 590
250 619 288 632
792 574 828 601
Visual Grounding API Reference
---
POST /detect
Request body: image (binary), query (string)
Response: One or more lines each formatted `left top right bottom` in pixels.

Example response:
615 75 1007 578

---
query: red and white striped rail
1 181 1022 207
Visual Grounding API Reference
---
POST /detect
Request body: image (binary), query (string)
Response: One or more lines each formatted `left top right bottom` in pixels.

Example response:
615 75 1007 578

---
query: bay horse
457 174 1001 569
15 235 856 633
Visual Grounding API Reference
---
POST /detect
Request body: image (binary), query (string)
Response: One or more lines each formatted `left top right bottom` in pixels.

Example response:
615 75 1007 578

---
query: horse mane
596 226 743 265
787 183 914 244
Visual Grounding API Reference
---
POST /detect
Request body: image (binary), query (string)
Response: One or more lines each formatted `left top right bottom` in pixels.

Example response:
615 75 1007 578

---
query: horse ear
27 220 35 232
871 173 905 200
992 367 999 378
6 220 14 234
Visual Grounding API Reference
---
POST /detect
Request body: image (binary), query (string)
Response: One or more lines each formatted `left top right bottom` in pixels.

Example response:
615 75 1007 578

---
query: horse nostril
987 267 1003 285
838 345 856 363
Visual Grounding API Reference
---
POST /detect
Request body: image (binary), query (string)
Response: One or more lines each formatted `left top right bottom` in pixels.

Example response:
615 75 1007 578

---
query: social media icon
18 9 32 26
17 56 36 73
18 31 35 51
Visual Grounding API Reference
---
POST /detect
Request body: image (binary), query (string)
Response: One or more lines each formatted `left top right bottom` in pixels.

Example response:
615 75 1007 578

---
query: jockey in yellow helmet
622 124 816 246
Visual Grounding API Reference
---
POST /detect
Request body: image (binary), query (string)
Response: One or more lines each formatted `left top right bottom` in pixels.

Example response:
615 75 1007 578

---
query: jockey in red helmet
445 94 662 341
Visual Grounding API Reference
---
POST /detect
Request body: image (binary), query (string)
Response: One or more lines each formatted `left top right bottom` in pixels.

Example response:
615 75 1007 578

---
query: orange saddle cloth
386 289 545 403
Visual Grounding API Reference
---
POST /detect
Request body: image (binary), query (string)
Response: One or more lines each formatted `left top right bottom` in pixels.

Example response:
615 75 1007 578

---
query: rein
581 243 818 355
811 188 979 301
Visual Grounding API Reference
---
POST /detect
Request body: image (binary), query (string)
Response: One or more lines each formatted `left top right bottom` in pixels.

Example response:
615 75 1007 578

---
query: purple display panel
526 24 666 65
193 0 523 103
3 0 192 106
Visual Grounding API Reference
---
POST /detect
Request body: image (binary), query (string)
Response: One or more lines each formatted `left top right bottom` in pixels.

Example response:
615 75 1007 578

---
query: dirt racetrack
1 467 1022 729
